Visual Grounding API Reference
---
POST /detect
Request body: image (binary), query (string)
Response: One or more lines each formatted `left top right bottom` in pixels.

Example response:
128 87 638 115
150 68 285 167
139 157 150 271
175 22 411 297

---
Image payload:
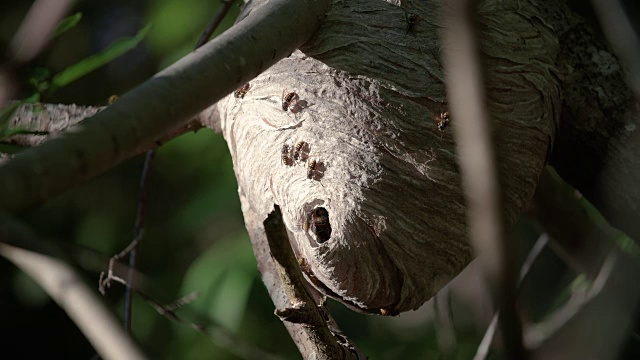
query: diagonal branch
263 205 363 359
0 0 331 214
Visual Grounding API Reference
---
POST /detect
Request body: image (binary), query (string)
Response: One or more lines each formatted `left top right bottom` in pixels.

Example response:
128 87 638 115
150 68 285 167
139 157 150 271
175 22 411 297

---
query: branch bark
0 0 331 214
539 0 640 242
262 205 362 359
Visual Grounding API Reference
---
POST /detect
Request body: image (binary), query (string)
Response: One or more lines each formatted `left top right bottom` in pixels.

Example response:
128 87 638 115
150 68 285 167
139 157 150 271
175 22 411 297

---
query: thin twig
99 230 145 295
528 167 640 359
474 234 550 360
263 205 363 359
441 0 526 357
121 1 237 332
524 251 617 348
195 0 238 49
123 149 155 333
10 0 73 63
135 290 286 360
1 0 73 106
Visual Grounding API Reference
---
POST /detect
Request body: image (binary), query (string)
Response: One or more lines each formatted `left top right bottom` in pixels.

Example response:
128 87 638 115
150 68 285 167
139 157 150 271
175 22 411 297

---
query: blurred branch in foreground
442 0 525 357
528 167 640 359
0 218 147 360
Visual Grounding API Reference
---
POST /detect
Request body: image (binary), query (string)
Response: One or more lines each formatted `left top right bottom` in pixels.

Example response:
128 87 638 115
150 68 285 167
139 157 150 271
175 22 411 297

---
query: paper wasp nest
216 0 560 314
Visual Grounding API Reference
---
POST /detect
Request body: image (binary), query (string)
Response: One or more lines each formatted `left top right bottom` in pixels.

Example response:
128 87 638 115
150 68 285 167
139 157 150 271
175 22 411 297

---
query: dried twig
260 205 363 359
123 149 155 333
474 234 550 360
99 230 145 295
195 0 238 49
121 0 238 334
135 290 286 360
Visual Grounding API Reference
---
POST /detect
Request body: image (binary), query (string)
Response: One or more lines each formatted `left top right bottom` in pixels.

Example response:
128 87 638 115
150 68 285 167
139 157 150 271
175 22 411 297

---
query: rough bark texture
6 103 104 147
217 0 561 314
539 0 640 242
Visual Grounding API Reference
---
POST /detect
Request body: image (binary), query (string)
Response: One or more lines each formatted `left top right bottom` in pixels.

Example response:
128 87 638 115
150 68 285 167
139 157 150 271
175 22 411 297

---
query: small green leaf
52 12 82 38
28 66 51 94
51 24 152 89
23 93 40 103
616 235 640 261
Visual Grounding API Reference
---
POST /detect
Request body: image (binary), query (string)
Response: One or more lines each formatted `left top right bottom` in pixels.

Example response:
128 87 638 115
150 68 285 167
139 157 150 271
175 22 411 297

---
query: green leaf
51 24 152 89
23 93 40 103
28 66 50 94
52 12 82 38
180 234 257 332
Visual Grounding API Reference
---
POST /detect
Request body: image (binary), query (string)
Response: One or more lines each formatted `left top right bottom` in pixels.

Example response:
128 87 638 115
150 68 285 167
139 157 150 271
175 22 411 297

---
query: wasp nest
216 0 560 314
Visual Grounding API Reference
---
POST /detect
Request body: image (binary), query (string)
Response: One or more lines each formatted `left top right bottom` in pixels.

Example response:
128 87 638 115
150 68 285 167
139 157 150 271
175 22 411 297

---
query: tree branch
1 102 203 150
242 201 363 359
264 205 362 359
0 0 331 214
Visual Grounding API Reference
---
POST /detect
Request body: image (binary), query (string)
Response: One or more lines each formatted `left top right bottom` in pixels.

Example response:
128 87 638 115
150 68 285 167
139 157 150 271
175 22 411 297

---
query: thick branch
0 0 331 214
3 103 104 147
1 102 203 149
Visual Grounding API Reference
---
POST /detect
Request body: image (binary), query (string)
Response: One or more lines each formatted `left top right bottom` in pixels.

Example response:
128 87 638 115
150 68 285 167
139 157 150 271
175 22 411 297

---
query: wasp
282 89 298 111
303 207 332 243
281 144 293 166
436 111 450 131
379 307 397 316
293 140 306 161
234 82 250 99
307 158 317 179
406 13 421 34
